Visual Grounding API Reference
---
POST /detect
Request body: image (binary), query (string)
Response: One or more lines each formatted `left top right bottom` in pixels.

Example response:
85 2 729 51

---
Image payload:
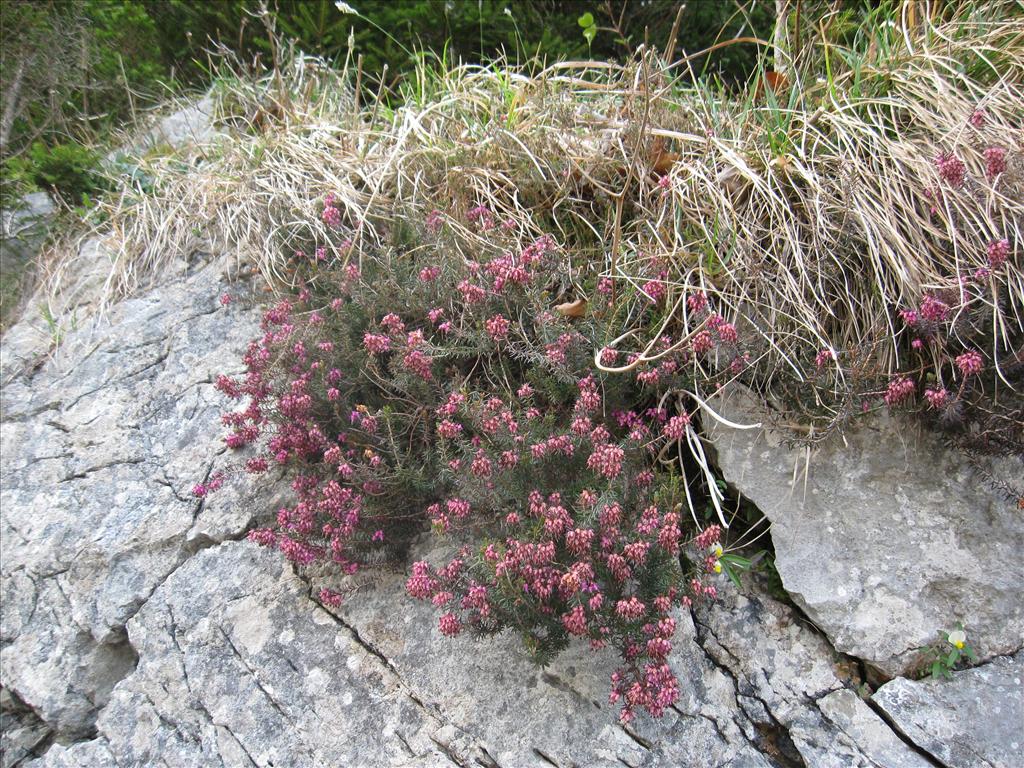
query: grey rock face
133 95 218 153
1 688 52 767
873 653 1023 768
1 260 265 737
705 386 1024 677
692 584 934 768
0 191 56 265
2 244 1015 766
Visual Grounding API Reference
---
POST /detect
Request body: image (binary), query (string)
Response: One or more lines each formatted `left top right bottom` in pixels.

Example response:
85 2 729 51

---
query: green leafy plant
918 624 977 680
578 12 597 48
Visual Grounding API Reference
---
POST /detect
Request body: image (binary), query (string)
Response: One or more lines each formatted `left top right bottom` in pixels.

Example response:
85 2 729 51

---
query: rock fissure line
689 611 807 768
294 572 506 767
859 698 955 768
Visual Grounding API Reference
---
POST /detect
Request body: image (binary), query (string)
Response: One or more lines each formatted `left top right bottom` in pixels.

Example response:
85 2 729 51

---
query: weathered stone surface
335 539 773 768
873 653 1023 768
132 94 218 153
3 241 1013 766
71 542 483 768
0 191 55 267
1 688 52 767
1 258 265 737
694 581 934 768
706 386 1024 676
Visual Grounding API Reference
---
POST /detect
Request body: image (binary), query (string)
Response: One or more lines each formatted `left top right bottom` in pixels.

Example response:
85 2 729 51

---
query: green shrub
3 141 105 205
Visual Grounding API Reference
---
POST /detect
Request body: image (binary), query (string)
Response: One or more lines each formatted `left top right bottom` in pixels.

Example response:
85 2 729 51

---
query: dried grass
52 1 1023 440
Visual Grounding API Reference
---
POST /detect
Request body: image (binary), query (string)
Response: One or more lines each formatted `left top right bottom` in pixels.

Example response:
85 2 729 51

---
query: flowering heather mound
207 205 750 721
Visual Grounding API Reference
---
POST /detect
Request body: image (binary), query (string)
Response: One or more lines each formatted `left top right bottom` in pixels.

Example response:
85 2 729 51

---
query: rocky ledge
1 245 1020 767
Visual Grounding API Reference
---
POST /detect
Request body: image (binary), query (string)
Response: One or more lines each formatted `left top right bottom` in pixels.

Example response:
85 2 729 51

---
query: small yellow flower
948 629 966 649
710 543 724 558
713 562 722 574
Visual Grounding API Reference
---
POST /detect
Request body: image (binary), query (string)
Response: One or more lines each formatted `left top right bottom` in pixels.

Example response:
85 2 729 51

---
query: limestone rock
0 191 55 266
86 542 484 768
1 688 52 767
693 582 934 768
705 386 1024 676
4 239 1014 766
872 653 1023 768
1 258 264 737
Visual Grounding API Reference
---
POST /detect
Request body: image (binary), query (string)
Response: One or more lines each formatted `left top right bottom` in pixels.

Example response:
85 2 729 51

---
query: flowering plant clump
914 623 977 680
210 202 747 721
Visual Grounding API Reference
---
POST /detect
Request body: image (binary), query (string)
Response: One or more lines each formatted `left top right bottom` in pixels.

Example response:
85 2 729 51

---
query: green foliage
4 142 106 205
916 624 978 680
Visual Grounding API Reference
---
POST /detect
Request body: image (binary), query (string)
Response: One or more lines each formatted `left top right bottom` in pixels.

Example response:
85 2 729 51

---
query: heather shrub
210 201 744 721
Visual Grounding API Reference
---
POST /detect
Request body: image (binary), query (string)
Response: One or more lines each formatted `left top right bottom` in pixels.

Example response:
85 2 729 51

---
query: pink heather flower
437 392 465 417
470 451 493 478
935 151 966 188
636 369 659 386
446 498 471 519
884 377 916 406
427 307 444 324
566 527 595 556
717 322 738 344
687 291 708 314
920 294 949 323
319 588 343 608
615 597 646 621
219 293 232 306
245 457 268 474
248 528 276 547
562 605 588 636
599 347 619 366
420 265 441 281
406 561 438 599
955 349 984 376
437 419 462 439
466 204 494 230
485 314 511 341
438 612 462 637
576 375 601 412
596 277 614 295
402 349 433 380
587 443 625 479
642 279 666 304
517 383 533 399
662 414 690 440
426 209 444 233
924 388 949 409
457 280 486 304
432 591 454 607
969 108 986 128
437 321 453 334
987 238 1009 269
984 146 1007 179
900 309 919 327
363 333 391 355
815 348 835 368
691 330 713 355
911 339 924 350
380 313 405 333
322 204 342 228
695 524 721 549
